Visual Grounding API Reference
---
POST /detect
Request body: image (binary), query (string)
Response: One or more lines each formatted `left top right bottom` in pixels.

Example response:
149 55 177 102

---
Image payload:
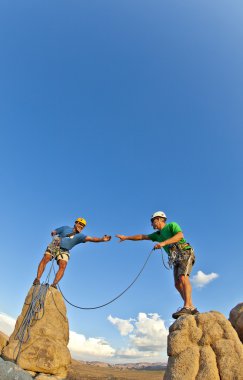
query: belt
59 247 69 252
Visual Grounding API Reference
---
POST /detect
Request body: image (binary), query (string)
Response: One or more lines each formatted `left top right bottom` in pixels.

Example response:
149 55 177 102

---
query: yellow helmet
75 217 87 226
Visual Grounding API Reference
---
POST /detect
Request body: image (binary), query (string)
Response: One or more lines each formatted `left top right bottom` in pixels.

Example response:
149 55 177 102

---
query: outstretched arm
85 235 111 243
116 234 150 242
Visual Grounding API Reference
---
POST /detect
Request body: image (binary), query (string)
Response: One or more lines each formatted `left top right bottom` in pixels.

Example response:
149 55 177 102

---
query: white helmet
151 211 167 220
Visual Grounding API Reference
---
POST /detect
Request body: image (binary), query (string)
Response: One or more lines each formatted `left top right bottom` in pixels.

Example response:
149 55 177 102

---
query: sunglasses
75 221 85 227
151 217 159 223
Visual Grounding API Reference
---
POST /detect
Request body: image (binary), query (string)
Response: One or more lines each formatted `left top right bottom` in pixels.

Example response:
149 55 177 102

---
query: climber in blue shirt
33 217 111 288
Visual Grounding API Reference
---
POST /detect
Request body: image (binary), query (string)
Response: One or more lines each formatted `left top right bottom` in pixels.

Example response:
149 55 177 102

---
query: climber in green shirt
116 211 199 319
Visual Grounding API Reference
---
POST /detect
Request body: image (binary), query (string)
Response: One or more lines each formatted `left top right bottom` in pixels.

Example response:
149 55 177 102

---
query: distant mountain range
78 360 167 371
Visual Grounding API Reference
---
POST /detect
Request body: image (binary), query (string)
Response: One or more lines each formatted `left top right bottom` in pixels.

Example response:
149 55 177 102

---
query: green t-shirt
148 222 187 254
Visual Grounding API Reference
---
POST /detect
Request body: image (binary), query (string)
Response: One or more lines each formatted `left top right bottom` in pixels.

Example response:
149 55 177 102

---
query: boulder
165 311 243 380
0 357 33 380
229 303 243 343
2 285 71 377
35 374 65 380
0 331 9 353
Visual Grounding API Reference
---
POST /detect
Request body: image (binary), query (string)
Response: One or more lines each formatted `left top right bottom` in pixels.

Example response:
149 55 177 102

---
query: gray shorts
173 249 195 283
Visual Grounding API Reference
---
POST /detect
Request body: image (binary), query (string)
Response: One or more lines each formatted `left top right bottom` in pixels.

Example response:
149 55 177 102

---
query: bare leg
36 253 52 281
175 280 185 301
177 275 193 308
51 260 67 286
172 275 197 318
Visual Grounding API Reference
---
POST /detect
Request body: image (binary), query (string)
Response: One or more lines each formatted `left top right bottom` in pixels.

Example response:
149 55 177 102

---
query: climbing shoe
191 307 199 315
33 278 40 286
50 284 57 289
172 307 192 319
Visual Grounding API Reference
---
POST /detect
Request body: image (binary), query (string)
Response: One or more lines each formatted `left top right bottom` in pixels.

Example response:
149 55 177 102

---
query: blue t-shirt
55 226 87 250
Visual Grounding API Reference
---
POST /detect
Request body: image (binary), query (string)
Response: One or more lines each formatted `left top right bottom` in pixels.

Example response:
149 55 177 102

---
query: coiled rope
14 255 57 359
56 249 154 310
14 283 49 359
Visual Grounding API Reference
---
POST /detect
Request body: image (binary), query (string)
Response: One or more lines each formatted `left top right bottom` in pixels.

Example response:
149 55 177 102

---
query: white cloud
68 330 115 359
0 311 168 363
0 312 15 336
191 270 219 288
108 312 168 359
116 347 159 359
0 311 115 360
130 313 168 351
107 315 134 336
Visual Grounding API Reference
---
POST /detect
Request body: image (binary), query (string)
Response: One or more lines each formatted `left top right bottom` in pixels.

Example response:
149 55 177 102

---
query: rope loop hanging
56 249 154 310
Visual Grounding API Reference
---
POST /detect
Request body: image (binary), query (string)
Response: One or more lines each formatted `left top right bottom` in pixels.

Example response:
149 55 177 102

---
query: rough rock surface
2 285 71 377
0 357 33 380
229 303 243 343
165 311 243 380
0 331 9 353
35 375 65 380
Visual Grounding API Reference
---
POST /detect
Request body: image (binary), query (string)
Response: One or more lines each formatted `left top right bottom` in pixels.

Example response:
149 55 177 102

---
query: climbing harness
46 236 70 262
158 242 194 270
55 249 154 310
168 243 194 268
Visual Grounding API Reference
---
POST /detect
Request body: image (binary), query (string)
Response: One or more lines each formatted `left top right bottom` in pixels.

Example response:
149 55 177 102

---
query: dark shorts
173 249 195 282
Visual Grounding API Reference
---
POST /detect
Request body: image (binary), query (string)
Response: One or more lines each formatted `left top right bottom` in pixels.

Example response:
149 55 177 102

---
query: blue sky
0 0 242 363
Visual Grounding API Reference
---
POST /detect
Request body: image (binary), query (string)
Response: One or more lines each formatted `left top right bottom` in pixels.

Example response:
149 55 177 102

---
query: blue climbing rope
14 283 49 360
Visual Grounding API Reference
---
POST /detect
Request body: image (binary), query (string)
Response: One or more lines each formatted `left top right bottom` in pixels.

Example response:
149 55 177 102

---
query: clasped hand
153 242 165 250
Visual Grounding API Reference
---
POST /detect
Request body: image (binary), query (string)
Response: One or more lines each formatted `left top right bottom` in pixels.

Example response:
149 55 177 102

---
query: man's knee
177 274 186 284
43 253 52 263
57 260 67 271
175 276 184 288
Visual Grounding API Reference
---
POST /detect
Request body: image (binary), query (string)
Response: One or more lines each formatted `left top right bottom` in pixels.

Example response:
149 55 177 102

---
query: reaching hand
115 234 127 242
103 235 112 242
